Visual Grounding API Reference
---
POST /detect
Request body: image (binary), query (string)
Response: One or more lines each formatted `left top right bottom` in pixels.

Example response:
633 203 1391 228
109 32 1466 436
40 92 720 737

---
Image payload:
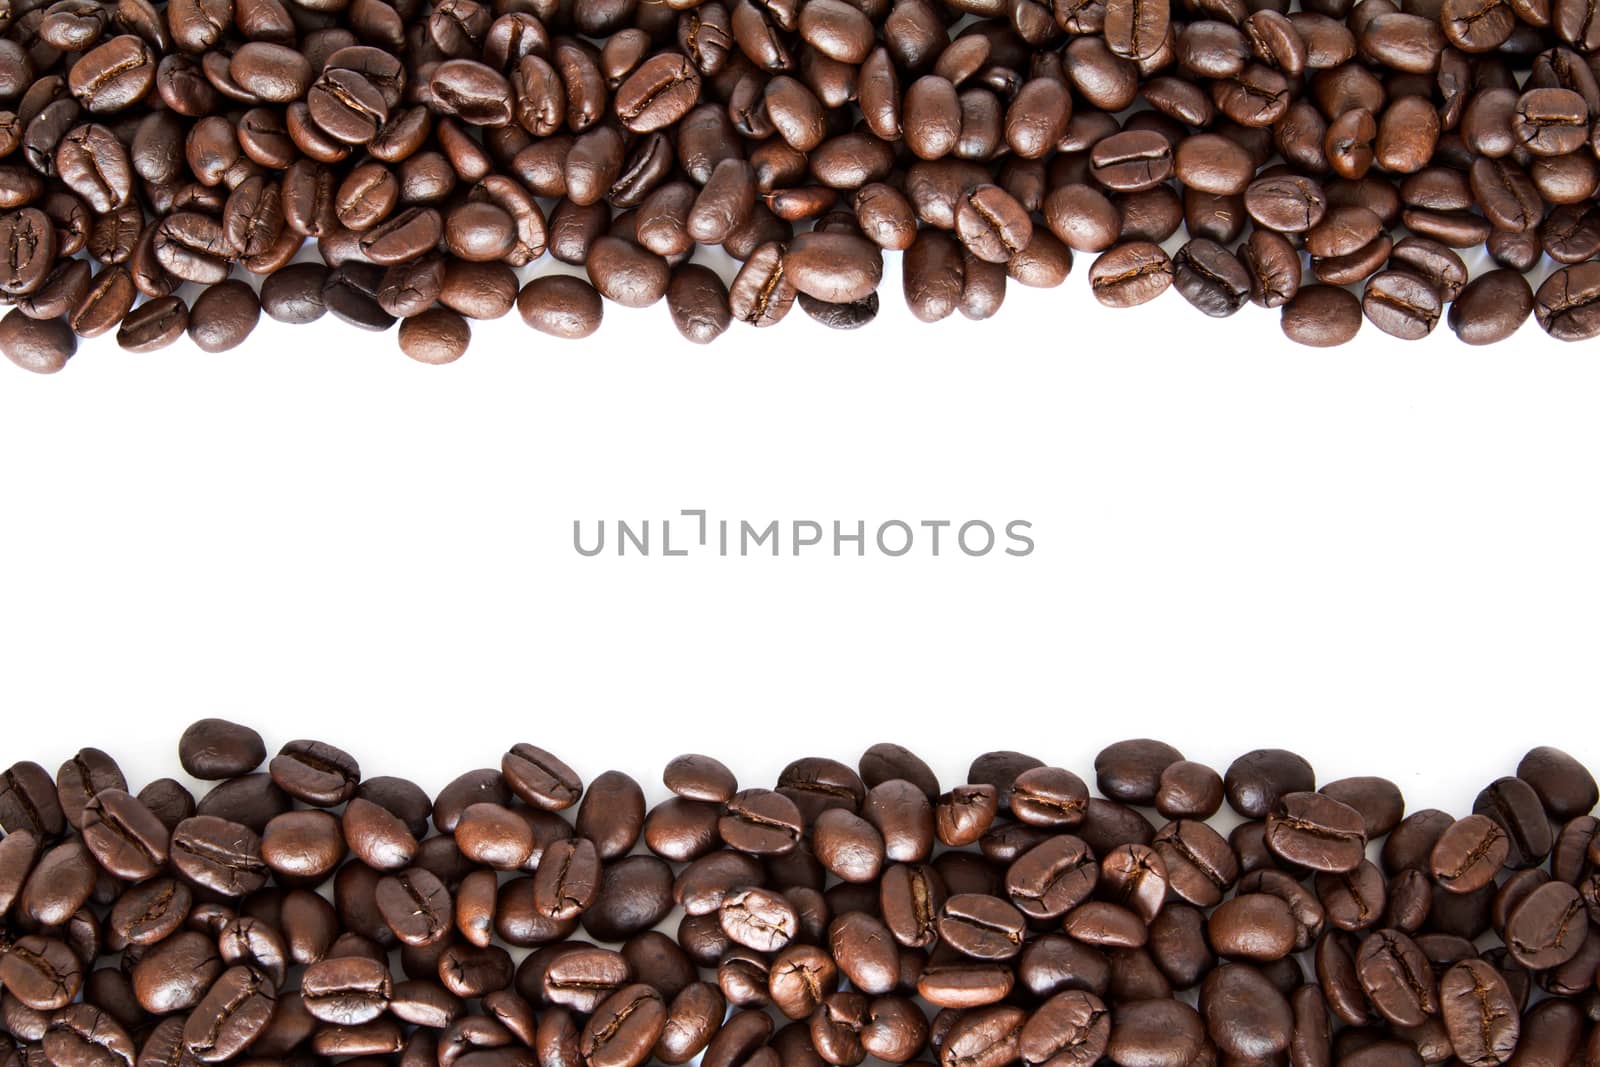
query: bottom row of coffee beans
2 725 1598 1067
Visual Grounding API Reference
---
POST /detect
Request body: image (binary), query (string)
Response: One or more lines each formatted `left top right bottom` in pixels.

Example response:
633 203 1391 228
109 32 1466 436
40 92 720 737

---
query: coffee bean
830 911 899 994
1093 741 1182 805
782 231 883 304
1209 894 1297 960
1438 959 1518 1067
1200 964 1292 1059
259 263 330 324
667 264 732 344
1517 747 1597 818
81 789 168 881
182 966 275 1062
1362 270 1442 340
303 956 393 1024
170 815 268 897
720 887 798 952
941 1004 1027 1067
614 53 699 133
1173 238 1251 317
1018 990 1109 1067
179 720 266 780
1431 814 1510 893
580 985 665 1067
1355 929 1437 1025
1091 131 1175 193
1474 776 1553 869
1089 242 1173 307
187 279 260 353
0 307 75 372
1107 1000 1204 1067
1264 793 1366 872
939 893 1027 960
397 307 469 365
1155 762 1225 819
270 740 360 807
1503 880 1584 968
1442 268 1529 346
1281 285 1362 347
1246 175 1328 233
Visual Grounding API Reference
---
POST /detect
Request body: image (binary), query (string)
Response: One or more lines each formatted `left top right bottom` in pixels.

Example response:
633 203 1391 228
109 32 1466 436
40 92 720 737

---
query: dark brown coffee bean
1438 960 1518 1067
1106 1000 1204 1067
1503 880 1584 969
1361 270 1441 340
1430 814 1510 893
1449 269 1532 345
1518 747 1598 819
580 985 665 1067
0 306 74 372
81 790 167 881
1089 241 1172 307
1280 284 1361 346
1264 793 1366 872
1197 890 1291 963
1173 238 1250 317
941 1004 1028 1067
170 816 268 897
1199 964 1292 1059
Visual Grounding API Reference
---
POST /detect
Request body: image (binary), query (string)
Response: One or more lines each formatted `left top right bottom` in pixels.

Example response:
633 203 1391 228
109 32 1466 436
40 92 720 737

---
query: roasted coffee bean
261 263 330 324
939 894 1027 960
1502 880 1584 968
1173 238 1250 317
1535 262 1600 341
615 53 700 133
2 936 84 1010
1355 930 1437 1025
1209 894 1297 960
515 277 601 339
1199 964 1292 1059
580 985 665 1067
1438 960 1518 1067
1004 835 1097 920
1517 747 1597 819
179 720 267 780
1361 270 1442 340
1431 814 1510 893
1156 763 1225 819
181 966 275 1062
0 306 74 371
170 816 268 896
1106 999 1204 1067
187 279 260 353
303 956 393 1024
1089 242 1172 308
1264 793 1366 872
1018 990 1109 1067
782 231 882 304
81 790 168 881
1280 285 1361 346
1474 777 1554 869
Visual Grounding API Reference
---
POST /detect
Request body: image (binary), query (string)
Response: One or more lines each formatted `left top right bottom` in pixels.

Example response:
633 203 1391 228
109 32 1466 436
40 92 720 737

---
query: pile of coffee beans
1 0 1600 372
2 728 1600 1067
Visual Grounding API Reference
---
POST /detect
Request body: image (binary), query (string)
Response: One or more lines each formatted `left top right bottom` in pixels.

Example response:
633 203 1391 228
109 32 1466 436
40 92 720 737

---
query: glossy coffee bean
1431 815 1511 894
180 720 267 780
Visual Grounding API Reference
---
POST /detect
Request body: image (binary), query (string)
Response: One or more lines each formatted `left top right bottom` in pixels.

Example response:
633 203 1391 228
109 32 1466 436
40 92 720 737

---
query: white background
0 261 1597 811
